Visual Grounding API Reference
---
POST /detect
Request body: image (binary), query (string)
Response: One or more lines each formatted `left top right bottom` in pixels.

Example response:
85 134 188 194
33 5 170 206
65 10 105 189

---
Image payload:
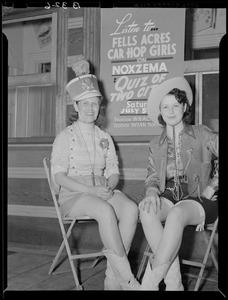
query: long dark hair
68 97 106 127
158 88 192 126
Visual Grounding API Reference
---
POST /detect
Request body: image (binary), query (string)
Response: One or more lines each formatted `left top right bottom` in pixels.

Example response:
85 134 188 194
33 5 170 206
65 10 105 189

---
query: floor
4 241 218 293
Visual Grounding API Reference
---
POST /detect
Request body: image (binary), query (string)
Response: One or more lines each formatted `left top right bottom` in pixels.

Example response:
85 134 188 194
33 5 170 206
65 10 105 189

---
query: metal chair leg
48 222 75 274
136 243 150 281
48 239 66 274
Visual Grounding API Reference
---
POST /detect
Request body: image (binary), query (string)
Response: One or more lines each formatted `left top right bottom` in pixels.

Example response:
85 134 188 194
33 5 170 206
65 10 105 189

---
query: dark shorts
161 182 218 224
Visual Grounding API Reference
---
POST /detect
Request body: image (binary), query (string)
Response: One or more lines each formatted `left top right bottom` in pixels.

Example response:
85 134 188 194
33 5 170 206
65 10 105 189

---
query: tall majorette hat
66 55 102 102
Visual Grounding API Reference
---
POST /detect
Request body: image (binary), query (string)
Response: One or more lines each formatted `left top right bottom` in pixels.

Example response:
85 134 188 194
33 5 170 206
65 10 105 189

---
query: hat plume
68 55 90 77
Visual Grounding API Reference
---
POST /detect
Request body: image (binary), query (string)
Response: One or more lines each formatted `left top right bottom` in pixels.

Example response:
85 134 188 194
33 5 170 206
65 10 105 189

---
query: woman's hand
89 185 113 201
139 190 161 214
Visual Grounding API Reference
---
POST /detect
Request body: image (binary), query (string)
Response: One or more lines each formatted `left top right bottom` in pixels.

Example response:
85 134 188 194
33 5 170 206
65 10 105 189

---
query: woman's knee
168 201 204 227
166 205 187 226
96 202 117 224
110 193 139 221
124 199 139 220
139 205 158 224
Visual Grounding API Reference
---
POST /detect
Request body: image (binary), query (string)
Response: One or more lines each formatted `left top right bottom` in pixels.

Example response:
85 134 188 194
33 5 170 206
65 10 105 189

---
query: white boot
164 256 184 291
140 261 170 290
104 261 122 290
103 250 140 290
104 245 131 290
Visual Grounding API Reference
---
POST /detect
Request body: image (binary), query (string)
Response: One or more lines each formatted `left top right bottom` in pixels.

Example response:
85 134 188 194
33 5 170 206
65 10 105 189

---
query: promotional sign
100 8 186 136
33 20 52 48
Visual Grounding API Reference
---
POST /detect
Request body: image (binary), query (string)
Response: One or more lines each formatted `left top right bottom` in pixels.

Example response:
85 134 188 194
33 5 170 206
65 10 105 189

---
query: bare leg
152 201 203 267
139 199 171 256
139 200 203 290
68 194 140 290
68 195 125 256
108 192 138 252
103 192 138 290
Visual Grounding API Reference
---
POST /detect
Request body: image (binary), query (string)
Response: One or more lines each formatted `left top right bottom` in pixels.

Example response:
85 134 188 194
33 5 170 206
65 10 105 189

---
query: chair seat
63 215 94 221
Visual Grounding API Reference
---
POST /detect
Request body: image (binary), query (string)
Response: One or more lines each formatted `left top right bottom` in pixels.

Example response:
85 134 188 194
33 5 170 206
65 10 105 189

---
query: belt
170 175 188 184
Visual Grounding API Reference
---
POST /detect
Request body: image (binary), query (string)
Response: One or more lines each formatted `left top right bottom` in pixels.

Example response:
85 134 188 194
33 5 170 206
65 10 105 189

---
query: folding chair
137 218 218 291
181 218 218 291
43 157 104 290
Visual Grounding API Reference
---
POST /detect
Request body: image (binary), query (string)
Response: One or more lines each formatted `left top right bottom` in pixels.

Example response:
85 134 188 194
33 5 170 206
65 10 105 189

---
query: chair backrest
43 157 92 223
43 157 63 220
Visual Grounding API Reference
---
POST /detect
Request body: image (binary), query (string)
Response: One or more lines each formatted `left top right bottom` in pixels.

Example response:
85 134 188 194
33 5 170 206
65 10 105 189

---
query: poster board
100 8 186 136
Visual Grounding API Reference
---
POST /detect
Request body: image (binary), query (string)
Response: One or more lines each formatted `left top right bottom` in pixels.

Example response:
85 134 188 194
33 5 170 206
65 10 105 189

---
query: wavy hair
158 88 192 126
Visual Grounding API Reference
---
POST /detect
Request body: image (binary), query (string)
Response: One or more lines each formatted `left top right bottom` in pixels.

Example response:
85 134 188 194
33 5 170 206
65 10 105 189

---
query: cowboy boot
104 246 131 290
164 256 184 291
104 261 122 290
140 260 170 290
103 250 140 290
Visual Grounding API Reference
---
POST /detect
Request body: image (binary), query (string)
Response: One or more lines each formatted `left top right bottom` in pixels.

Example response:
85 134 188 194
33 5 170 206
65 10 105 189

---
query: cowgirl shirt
145 124 218 197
